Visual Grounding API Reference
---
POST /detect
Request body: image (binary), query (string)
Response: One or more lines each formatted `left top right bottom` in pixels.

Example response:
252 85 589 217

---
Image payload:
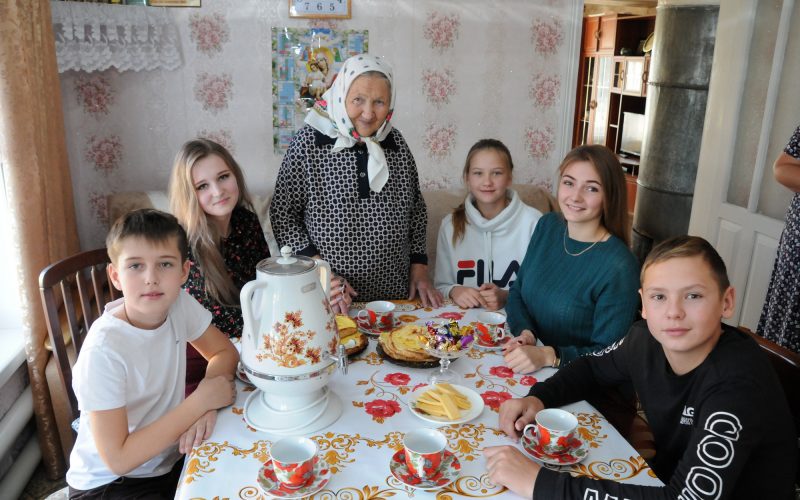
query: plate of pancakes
377 324 439 368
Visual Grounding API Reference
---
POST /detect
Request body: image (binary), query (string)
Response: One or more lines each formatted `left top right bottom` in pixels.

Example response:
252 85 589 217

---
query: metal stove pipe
632 4 719 262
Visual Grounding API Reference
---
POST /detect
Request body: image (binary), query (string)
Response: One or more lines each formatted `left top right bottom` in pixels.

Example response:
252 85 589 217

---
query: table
176 302 662 499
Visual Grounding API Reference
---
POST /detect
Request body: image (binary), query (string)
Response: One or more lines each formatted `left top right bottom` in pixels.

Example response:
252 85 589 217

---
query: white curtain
50 1 182 73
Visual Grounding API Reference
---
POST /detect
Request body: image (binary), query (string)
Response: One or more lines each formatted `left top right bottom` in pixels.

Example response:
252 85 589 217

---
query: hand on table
498 395 544 439
477 283 508 311
330 276 357 315
484 445 540 498
502 329 536 354
179 410 217 454
504 345 557 374
409 264 443 308
450 286 488 309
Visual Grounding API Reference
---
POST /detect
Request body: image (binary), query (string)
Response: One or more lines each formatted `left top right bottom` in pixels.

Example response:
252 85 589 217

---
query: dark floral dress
757 125 800 352
184 206 269 392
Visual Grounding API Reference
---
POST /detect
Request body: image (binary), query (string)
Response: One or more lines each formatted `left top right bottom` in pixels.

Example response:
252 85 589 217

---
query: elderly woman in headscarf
270 54 443 313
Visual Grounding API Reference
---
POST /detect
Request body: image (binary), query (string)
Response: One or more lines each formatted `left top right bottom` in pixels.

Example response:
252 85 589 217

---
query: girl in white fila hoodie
435 139 542 310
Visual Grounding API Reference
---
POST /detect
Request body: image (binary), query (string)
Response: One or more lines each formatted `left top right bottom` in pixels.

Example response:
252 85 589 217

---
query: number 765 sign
289 0 352 19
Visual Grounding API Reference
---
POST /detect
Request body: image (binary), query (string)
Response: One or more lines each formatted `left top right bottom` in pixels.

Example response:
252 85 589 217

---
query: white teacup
475 311 508 346
403 428 447 479
270 437 318 488
357 300 396 329
522 408 579 455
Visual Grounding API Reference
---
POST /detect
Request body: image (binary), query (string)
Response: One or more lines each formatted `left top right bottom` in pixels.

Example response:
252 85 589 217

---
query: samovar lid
256 246 316 275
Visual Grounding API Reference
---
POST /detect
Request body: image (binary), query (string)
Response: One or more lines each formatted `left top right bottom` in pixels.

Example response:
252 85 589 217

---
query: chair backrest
39 248 117 423
740 327 800 482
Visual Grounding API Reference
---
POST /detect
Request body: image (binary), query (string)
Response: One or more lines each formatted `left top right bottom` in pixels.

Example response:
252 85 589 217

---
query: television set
619 112 646 156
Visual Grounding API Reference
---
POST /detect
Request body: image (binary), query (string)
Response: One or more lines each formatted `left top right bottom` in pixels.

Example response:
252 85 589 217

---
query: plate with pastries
336 315 368 358
410 383 484 425
377 324 439 368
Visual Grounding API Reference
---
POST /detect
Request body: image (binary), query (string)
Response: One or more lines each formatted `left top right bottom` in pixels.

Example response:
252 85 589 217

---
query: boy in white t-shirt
67 209 239 499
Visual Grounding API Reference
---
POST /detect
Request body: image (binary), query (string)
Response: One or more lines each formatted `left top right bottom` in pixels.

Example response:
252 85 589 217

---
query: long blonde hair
452 139 514 246
169 139 254 305
557 145 629 246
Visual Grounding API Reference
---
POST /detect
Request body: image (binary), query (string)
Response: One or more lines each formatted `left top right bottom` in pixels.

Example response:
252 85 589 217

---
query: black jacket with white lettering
530 320 796 500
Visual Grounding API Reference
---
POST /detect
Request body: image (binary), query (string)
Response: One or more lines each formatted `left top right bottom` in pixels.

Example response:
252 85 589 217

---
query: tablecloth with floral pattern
176 302 662 499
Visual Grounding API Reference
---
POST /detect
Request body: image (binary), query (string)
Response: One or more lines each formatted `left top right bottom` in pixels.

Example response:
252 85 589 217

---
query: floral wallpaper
58 0 580 248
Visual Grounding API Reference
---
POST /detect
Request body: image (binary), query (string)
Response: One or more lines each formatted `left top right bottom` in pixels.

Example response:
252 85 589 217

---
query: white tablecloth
176 302 662 499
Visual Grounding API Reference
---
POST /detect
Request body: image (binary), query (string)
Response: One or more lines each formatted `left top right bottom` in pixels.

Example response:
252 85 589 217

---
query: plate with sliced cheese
410 383 484 425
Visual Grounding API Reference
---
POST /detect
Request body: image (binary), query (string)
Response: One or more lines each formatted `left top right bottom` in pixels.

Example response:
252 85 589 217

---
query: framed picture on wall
271 27 367 153
146 0 201 6
289 0 351 19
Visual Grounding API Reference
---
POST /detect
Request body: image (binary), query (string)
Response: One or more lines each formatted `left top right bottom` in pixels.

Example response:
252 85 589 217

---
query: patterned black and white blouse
270 125 428 301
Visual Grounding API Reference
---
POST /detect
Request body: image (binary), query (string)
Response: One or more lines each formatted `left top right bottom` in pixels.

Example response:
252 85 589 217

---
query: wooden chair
739 327 800 484
39 248 117 424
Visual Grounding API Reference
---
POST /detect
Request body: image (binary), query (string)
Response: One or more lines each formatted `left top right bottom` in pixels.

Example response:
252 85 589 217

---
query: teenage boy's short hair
641 235 730 293
106 209 189 263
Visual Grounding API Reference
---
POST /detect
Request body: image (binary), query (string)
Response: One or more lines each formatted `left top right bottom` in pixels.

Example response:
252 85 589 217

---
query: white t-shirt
66 290 211 491
434 189 542 299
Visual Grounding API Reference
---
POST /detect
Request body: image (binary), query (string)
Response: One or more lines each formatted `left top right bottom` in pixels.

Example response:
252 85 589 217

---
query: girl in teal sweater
503 145 639 373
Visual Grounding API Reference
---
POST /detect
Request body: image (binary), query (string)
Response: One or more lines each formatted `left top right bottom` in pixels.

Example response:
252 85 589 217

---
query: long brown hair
452 139 514 246
557 145 629 246
168 139 254 305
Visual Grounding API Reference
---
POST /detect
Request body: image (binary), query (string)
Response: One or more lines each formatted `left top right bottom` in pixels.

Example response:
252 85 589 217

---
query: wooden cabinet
574 55 613 147
582 14 617 55
622 56 649 96
583 16 600 53
598 15 618 53
574 15 655 215
611 56 649 96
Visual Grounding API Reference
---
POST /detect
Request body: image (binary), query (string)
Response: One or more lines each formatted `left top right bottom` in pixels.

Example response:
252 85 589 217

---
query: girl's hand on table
179 410 217 454
478 283 507 311
330 276 357 315
501 329 536 354
503 345 557 374
484 445 539 498
450 286 488 309
409 264 443 308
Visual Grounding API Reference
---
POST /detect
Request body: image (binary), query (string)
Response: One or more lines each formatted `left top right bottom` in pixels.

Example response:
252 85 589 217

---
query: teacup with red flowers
522 408 580 456
270 437 318 488
403 428 447 479
356 300 396 330
475 311 509 346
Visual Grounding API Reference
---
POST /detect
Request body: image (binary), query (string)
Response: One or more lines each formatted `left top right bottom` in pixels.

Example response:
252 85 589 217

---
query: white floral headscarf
305 54 395 193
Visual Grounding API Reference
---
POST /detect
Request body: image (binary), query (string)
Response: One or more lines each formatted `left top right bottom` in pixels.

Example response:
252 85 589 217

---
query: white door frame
689 0 794 329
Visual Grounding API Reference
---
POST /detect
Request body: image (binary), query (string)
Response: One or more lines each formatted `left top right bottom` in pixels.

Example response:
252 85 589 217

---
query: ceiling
584 0 658 16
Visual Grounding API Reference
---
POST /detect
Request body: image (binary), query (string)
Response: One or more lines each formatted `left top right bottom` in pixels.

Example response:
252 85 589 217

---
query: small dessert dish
336 314 368 357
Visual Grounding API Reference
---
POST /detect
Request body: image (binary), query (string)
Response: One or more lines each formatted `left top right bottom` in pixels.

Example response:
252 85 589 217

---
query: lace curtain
50 1 182 73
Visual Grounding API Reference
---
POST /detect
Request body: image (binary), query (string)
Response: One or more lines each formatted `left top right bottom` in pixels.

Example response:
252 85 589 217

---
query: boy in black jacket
485 235 796 499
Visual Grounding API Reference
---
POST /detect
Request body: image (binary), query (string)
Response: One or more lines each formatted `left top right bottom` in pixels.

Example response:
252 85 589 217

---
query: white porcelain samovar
239 247 347 435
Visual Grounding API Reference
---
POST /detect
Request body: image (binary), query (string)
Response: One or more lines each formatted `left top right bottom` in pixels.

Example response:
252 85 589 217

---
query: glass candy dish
421 321 474 384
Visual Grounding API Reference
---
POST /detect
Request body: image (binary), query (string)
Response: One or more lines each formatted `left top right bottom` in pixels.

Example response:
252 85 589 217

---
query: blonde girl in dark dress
169 139 270 394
